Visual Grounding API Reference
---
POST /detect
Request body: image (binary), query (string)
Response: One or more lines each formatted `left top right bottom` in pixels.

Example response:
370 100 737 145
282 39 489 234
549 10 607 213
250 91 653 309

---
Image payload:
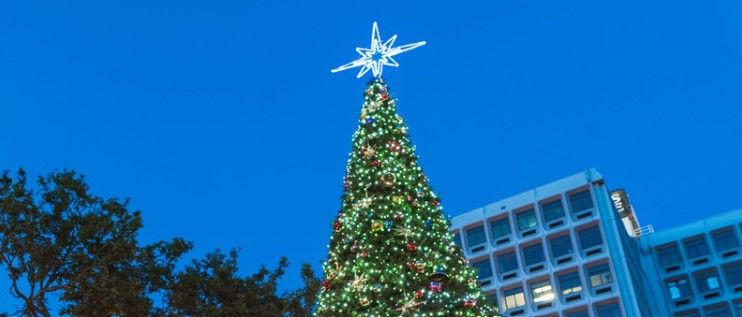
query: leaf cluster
0 169 319 317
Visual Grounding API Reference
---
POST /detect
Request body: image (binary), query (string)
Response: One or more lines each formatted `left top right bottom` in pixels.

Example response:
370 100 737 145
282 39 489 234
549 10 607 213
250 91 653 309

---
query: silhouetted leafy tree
161 249 288 317
0 169 322 316
0 169 191 316
284 262 321 317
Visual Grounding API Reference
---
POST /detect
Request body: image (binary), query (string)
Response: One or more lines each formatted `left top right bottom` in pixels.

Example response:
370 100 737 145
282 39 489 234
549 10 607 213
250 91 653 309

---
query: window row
565 302 623 317
456 189 596 255
673 300 741 317
665 261 742 308
656 226 741 274
468 225 606 284
487 262 618 315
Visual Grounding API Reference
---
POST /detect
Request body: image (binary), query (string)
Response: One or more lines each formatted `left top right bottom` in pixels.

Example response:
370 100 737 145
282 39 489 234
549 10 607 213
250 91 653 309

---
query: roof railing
634 225 655 237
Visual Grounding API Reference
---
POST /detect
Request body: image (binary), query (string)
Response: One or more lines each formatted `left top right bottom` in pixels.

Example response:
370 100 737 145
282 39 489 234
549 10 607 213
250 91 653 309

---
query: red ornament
415 290 424 299
432 198 440 206
406 195 414 203
407 262 417 271
381 93 389 101
406 242 417 252
394 213 403 221
322 280 332 291
389 140 401 153
360 250 369 257
333 220 342 232
463 299 477 308
370 160 381 167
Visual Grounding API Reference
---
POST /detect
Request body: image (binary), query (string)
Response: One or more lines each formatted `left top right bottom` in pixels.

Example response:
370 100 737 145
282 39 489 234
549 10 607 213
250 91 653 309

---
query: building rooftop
451 168 603 229
641 207 742 247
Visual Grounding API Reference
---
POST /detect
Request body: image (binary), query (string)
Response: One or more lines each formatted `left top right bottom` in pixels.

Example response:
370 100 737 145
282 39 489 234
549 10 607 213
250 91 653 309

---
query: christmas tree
316 78 497 316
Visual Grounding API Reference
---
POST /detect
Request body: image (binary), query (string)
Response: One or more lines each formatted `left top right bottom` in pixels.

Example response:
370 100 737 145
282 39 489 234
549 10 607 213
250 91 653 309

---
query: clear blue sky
1 0 741 312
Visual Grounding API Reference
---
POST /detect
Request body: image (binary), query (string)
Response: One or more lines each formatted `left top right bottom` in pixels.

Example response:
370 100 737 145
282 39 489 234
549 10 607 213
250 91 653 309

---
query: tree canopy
0 169 319 316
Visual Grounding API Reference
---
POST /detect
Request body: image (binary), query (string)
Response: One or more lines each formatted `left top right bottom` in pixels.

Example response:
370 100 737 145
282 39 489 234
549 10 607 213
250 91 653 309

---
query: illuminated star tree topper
331 22 426 78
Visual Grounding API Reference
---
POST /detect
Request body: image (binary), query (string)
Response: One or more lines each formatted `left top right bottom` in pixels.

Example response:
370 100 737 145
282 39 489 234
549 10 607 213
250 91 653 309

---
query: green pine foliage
316 79 497 316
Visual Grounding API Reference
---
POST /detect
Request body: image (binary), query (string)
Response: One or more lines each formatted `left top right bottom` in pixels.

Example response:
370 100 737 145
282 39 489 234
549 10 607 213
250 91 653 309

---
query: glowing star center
331 22 426 78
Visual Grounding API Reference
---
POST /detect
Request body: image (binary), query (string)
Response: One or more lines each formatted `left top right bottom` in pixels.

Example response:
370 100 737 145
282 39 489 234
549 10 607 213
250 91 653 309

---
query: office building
639 208 742 317
451 169 742 316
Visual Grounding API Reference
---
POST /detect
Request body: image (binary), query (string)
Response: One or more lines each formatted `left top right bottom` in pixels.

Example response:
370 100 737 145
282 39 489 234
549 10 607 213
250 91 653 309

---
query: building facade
450 169 742 317
638 208 742 317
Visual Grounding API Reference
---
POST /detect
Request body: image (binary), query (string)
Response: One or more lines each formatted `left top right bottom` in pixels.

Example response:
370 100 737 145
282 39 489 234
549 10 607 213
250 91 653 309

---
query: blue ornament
431 266 448 282
385 220 394 229
368 212 375 218
424 220 433 229
366 117 376 124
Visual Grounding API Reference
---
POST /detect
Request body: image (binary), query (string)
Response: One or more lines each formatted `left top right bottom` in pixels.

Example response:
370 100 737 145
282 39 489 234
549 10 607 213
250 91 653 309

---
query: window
531 281 554 304
657 244 683 267
541 200 565 223
490 218 511 240
666 278 692 299
503 287 526 310
466 226 486 248
550 235 573 258
596 303 621 317
675 311 700 317
472 259 493 279
683 237 709 259
712 228 739 252
569 190 593 213
723 261 742 286
523 243 545 266
497 252 518 273
566 311 589 317
694 270 721 293
578 226 603 250
517 209 537 231
704 305 732 317
559 272 583 296
588 264 612 289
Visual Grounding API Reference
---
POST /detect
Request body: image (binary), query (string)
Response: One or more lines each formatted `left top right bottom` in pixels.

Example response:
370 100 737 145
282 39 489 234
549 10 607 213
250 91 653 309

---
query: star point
331 22 426 79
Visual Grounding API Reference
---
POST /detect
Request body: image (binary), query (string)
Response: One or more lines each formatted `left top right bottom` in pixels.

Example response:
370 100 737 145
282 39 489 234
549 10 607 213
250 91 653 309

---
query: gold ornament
361 146 376 159
380 174 395 187
326 261 342 280
392 195 404 204
353 196 374 209
351 274 369 292
371 221 384 232
415 261 425 273
468 278 478 287
360 296 371 306
395 227 414 240
395 298 423 313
